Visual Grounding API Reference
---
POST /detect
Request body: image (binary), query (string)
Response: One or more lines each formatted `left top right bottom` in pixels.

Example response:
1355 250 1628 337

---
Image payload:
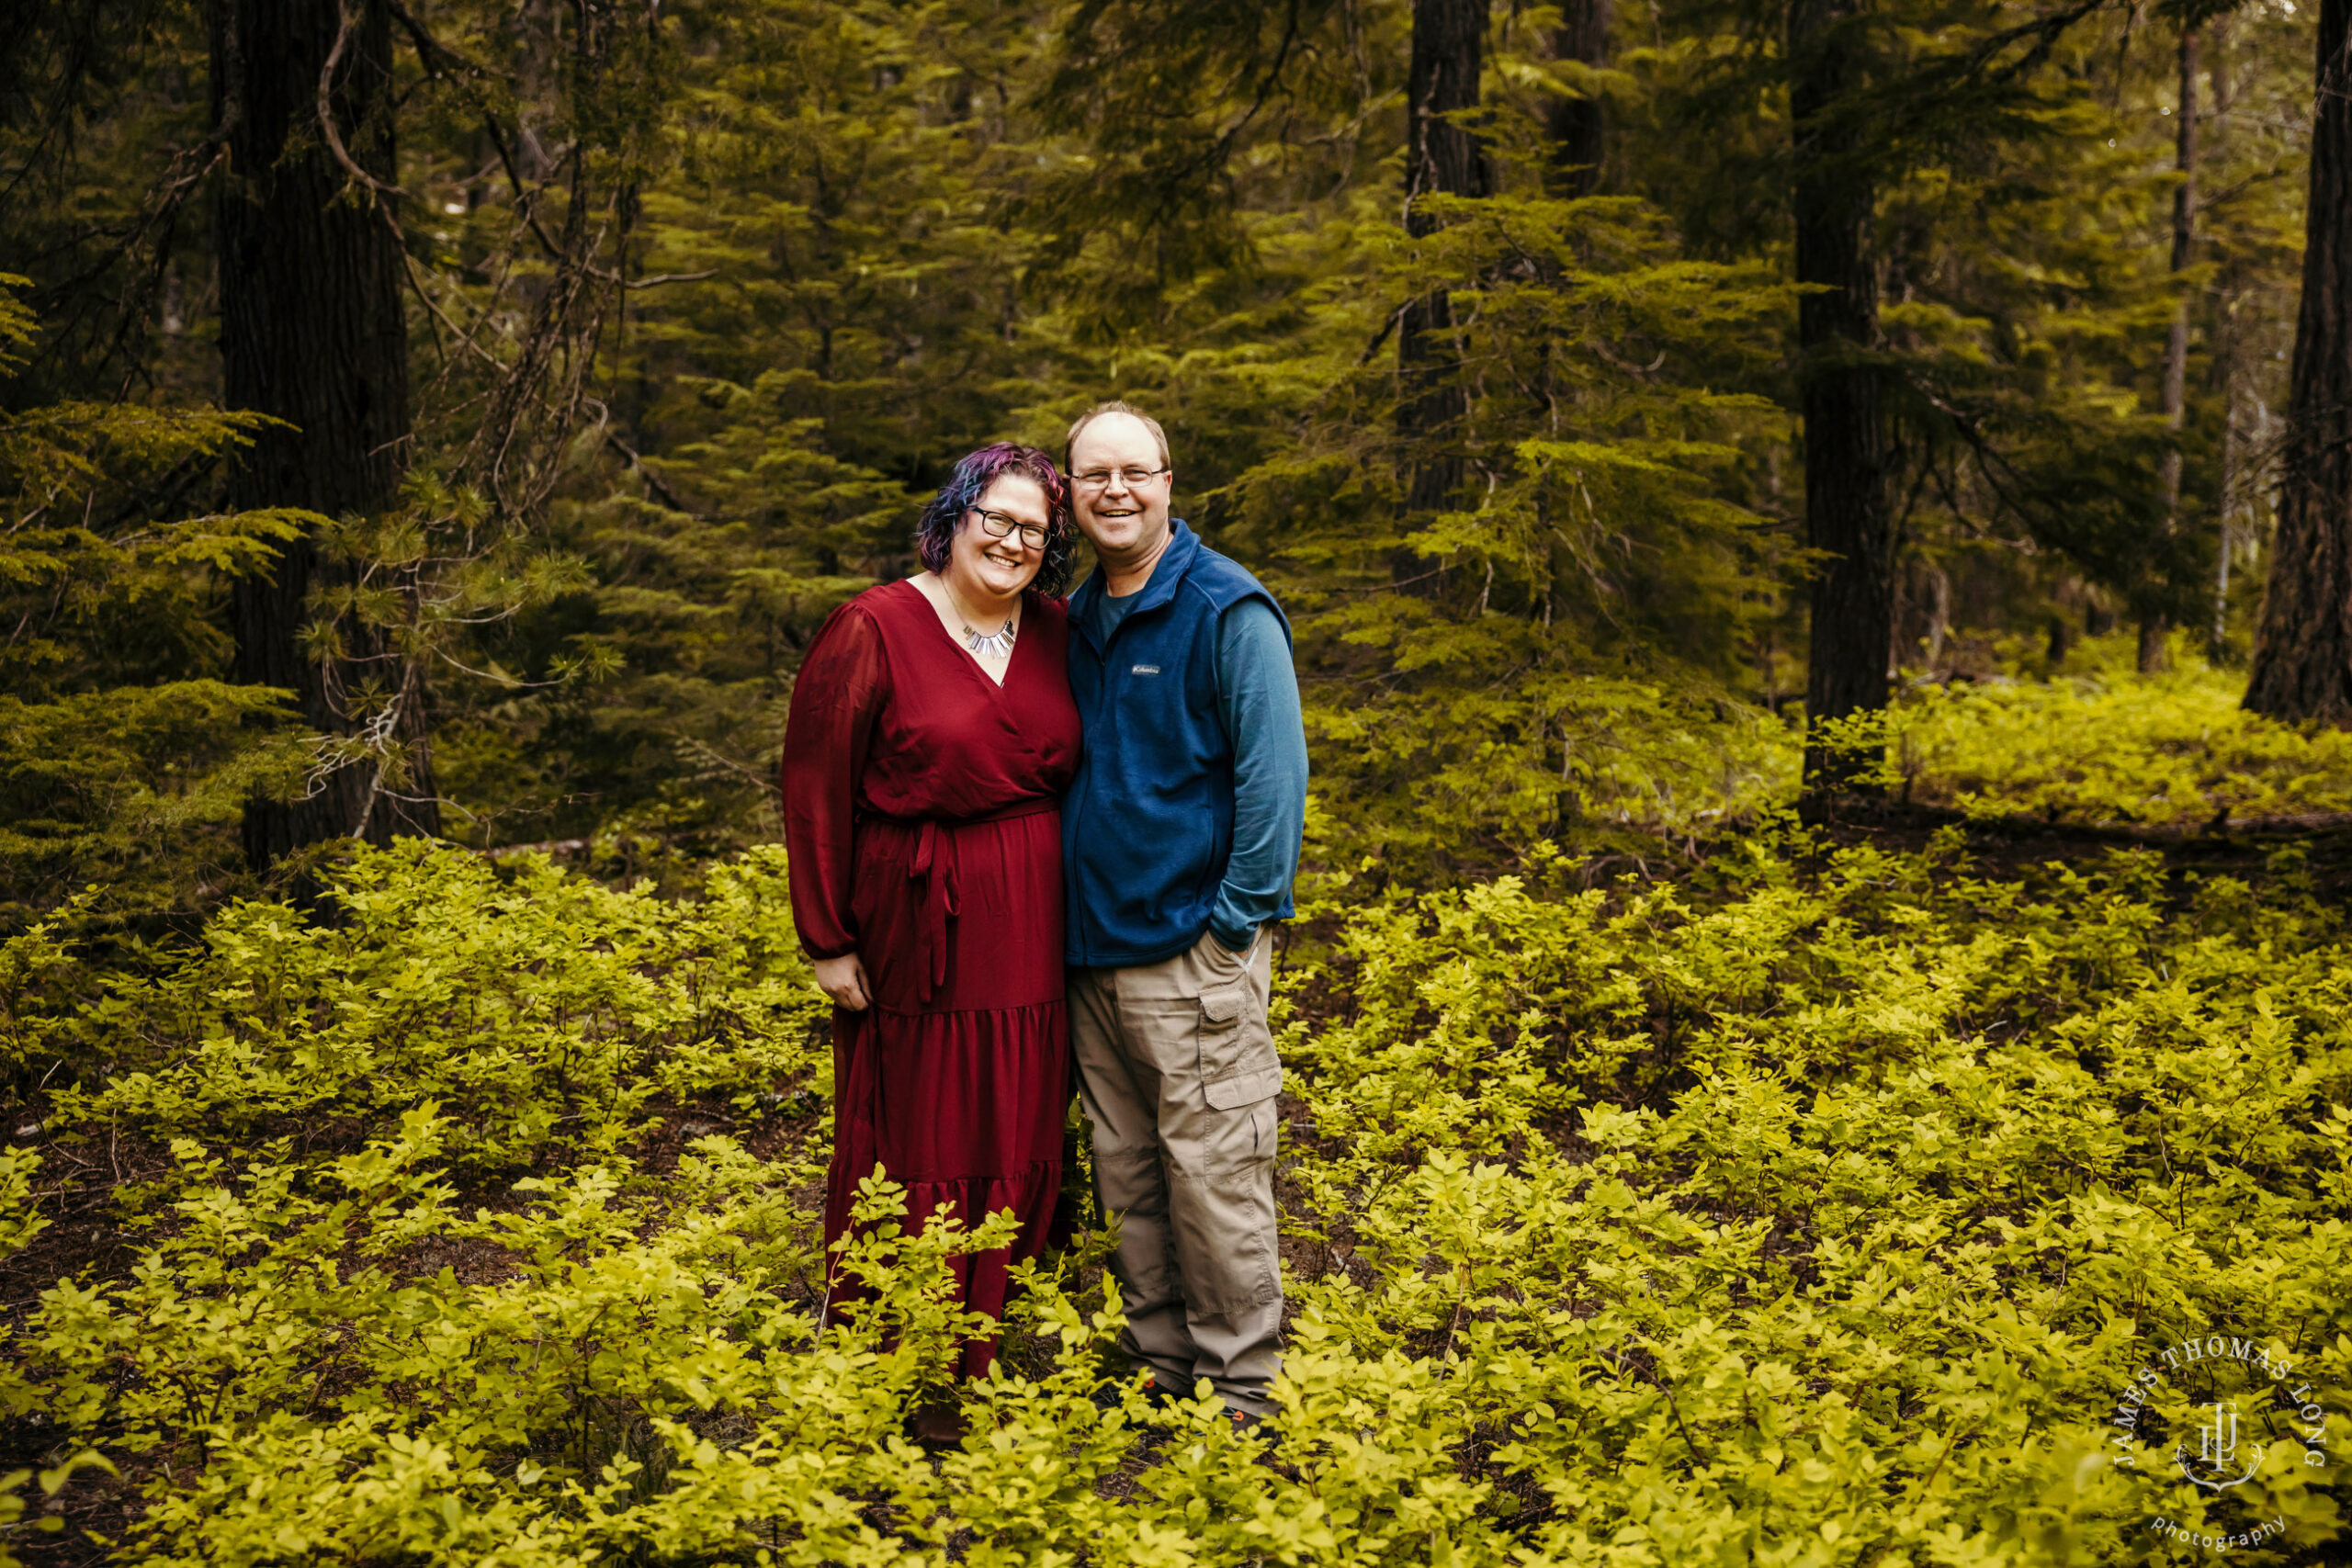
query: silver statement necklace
963 615 1017 660
944 581 1017 659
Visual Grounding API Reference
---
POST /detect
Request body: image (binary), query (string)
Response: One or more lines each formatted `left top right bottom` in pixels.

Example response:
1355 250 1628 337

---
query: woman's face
945 471 1051 602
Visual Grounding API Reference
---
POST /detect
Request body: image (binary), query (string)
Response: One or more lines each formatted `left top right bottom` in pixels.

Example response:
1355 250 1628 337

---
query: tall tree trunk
1541 0 1610 619
2245 0 2352 723
2143 24 2200 674
2208 17 2238 661
1790 0 1894 796
214 0 439 868
1396 0 1489 572
1548 0 1611 197
2214 362 2238 656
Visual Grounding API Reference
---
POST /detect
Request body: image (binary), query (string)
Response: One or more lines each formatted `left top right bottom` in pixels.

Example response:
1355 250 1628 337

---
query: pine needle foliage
0 278 305 930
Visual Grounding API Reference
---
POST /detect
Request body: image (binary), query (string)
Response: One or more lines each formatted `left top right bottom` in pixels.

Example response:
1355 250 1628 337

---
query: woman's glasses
970 508 1050 550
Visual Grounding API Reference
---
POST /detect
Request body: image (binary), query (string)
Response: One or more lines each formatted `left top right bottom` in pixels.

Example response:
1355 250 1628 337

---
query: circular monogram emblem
2102 1329 2336 1552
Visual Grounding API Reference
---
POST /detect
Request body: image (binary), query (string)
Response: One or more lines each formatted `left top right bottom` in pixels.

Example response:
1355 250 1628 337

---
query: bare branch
600 425 695 513
317 4 413 205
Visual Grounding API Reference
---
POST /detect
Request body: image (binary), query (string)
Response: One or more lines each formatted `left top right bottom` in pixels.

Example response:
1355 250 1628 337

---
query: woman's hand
813 953 873 1011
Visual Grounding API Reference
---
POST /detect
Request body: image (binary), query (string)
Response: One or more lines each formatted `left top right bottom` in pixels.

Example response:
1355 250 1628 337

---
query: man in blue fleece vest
1060 401 1309 1429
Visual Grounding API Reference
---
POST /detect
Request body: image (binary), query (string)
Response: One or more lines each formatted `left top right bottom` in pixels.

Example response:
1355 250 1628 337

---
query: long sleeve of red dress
779 603 886 960
775 581 1080 1384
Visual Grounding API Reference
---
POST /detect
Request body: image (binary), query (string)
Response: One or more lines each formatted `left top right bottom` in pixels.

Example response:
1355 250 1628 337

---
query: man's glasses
1073 466 1169 491
970 508 1050 550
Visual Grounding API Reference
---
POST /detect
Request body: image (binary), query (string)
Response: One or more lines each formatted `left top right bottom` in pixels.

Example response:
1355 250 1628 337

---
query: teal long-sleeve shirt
1084 589 1308 952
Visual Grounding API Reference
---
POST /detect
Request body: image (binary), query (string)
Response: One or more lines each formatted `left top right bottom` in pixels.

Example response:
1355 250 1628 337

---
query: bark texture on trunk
2208 18 2238 660
1397 0 1490 541
2143 24 2200 674
1548 0 1611 197
1541 0 1609 618
214 0 439 866
1790 0 1894 794
2245 0 2352 723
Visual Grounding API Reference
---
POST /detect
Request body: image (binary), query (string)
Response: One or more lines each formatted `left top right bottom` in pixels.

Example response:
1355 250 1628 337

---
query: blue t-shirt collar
1071 519 1198 652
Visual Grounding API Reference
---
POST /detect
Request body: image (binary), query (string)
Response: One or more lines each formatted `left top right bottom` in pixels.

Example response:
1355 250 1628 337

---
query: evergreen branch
1357 304 1410 367
597 423 694 515
430 649 567 690
384 0 568 265
620 270 718 289
16 10 243 400
1950 0 2120 86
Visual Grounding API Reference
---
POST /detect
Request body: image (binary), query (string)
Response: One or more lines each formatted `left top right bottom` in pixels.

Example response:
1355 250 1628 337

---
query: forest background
2 0 2351 1562
0 0 2337 919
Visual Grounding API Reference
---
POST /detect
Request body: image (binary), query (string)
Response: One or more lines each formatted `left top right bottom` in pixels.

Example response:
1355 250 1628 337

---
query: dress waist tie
824 796 1057 1304
862 799 1056 1008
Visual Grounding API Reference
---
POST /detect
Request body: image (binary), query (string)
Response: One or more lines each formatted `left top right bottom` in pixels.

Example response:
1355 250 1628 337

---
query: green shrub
0 276 318 933
0 834 2342 1563
16 842 825 1176
1281 826 2348 1562
1872 656 2352 827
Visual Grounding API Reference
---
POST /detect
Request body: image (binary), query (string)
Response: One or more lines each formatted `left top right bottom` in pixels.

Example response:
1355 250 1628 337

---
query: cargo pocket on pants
1198 980 1281 1111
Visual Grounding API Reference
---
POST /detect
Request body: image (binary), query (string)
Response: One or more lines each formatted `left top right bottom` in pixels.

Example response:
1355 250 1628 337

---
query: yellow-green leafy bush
0 831 2342 1563
1304 650 2352 863
1873 663 2352 827
8 844 826 1174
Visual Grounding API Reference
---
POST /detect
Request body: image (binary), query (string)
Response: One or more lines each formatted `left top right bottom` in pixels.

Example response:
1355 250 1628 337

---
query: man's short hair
1065 400 1171 472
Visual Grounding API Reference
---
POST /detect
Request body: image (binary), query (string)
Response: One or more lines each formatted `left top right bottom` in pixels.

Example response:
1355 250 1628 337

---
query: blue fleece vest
1063 521 1293 967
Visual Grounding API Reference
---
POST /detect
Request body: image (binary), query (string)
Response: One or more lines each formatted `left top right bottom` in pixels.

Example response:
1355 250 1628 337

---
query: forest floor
1 800 2346 1563
1812 799 2352 897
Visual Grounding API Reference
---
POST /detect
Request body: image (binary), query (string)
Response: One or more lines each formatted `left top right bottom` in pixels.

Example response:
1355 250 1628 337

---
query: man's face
1069 412 1172 563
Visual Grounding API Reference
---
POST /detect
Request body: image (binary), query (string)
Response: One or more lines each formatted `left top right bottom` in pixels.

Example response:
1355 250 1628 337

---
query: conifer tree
0 0 2322 881
2245 0 2352 723
1397 0 1492 548
1550 0 1611 195
1789 0 1894 795
2145 18 2200 674
214 0 438 863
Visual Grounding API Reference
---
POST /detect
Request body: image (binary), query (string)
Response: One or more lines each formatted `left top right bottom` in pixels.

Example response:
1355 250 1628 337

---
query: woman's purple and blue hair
912 443 1075 597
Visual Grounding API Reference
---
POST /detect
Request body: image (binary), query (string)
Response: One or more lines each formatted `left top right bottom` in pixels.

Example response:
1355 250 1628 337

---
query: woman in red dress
778 443 1081 1442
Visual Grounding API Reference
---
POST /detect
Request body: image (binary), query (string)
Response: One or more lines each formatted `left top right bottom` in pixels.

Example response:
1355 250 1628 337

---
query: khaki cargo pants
1069 929 1283 1415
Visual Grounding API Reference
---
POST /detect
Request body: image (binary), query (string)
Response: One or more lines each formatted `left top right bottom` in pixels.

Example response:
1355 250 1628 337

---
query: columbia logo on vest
1131 664 1161 675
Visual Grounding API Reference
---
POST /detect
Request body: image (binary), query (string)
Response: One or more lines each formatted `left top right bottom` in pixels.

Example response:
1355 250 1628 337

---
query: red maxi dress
779 579 1080 1381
